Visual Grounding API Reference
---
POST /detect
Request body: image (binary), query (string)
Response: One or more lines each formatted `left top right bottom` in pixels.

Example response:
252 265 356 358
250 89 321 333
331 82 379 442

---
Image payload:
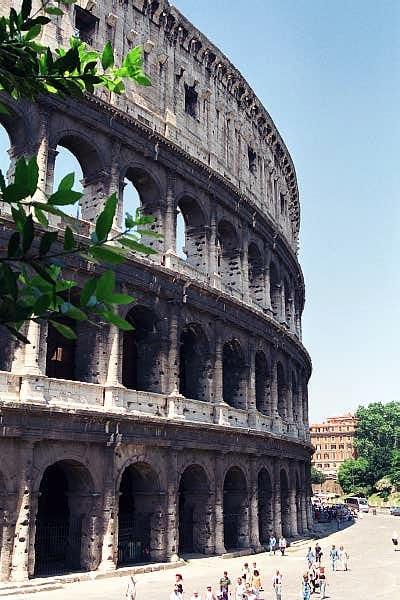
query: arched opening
122 167 163 253
178 465 210 554
34 460 93 577
217 220 240 289
270 262 281 320
53 135 102 223
54 146 83 217
117 463 161 566
223 467 248 550
248 243 264 304
255 351 271 414
277 362 287 420
46 318 77 380
179 324 209 401
223 339 246 409
122 306 161 392
258 468 272 544
280 469 290 538
0 122 11 184
176 196 206 270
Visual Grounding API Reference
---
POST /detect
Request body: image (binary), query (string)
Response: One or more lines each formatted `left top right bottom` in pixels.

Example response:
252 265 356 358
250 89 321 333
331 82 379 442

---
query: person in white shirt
190 591 201 600
170 585 183 600
244 582 257 600
272 570 282 600
242 562 251 582
205 585 217 600
235 577 245 600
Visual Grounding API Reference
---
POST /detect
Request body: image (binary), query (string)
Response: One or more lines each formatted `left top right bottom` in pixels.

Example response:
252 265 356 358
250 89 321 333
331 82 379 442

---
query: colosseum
0 0 313 582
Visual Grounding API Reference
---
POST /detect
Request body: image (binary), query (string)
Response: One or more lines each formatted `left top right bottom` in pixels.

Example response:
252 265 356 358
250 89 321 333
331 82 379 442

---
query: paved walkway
7 513 400 599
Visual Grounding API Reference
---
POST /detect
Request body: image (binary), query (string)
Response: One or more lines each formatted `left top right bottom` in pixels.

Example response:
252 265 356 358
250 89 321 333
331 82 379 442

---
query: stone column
104 325 124 410
23 321 46 375
305 462 313 530
249 458 261 550
271 360 280 433
287 379 294 425
0 502 14 581
272 459 282 538
98 447 118 571
263 248 272 313
300 462 309 532
214 455 226 554
165 450 179 561
164 170 177 254
241 231 249 303
288 463 298 537
9 442 34 581
164 304 179 394
280 280 286 324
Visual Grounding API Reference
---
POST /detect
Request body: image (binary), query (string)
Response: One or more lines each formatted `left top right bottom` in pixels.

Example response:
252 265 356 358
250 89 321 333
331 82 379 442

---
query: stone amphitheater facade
0 0 313 581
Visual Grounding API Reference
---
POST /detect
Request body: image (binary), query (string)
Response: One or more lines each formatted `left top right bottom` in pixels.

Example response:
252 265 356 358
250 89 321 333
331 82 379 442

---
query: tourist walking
175 574 184 595
125 576 136 600
301 573 311 600
278 535 287 556
250 569 262 598
339 545 349 570
308 564 318 594
318 566 327 599
329 545 339 571
219 571 231 600
315 542 323 563
170 585 183 600
205 585 217 600
306 546 315 567
392 530 398 550
190 592 200 600
244 582 257 600
242 562 251 581
269 534 277 555
272 569 282 600
235 577 245 600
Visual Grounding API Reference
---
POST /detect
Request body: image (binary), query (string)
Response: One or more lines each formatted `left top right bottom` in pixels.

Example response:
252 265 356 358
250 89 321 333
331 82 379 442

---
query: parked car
390 506 400 516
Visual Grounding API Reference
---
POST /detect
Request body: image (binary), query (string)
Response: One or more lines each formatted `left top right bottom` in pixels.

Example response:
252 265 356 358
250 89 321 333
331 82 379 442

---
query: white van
344 496 369 513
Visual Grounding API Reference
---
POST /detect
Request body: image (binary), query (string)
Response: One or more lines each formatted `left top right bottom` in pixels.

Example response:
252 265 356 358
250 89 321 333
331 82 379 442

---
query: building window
74 6 98 45
184 84 198 118
248 146 257 174
339 444 344 449
331 444 336 449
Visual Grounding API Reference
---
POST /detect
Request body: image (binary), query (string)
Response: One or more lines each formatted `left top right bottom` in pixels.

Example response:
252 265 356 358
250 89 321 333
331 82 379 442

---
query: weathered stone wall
0 0 313 582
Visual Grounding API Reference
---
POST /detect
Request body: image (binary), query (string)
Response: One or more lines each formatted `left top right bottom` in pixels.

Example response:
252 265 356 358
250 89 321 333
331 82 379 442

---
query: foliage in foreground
0 0 155 342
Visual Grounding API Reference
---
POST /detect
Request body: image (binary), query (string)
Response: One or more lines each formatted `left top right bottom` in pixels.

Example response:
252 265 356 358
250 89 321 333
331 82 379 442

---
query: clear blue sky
172 0 400 421
0 1 398 422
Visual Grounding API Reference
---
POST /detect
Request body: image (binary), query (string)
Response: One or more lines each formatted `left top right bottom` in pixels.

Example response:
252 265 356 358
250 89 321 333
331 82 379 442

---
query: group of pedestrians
268 534 288 556
169 563 284 600
301 541 350 599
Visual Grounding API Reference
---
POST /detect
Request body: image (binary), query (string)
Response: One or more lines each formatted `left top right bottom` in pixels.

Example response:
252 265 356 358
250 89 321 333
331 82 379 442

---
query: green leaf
80 277 97 307
48 189 82 205
60 302 87 321
21 0 32 20
39 231 58 257
107 293 134 305
58 172 74 191
133 73 152 86
22 214 34 253
120 236 157 255
45 6 64 15
101 41 114 70
89 245 125 264
34 206 49 227
95 192 117 242
27 156 39 196
11 205 26 233
124 213 135 229
63 225 76 250
7 232 20 258
24 23 41 41
0 103 10 115
96 270 115 301
101 311 134 331
49 320 77 339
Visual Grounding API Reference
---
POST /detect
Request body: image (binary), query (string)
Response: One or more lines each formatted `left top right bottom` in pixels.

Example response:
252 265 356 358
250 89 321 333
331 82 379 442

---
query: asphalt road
8 512 400 600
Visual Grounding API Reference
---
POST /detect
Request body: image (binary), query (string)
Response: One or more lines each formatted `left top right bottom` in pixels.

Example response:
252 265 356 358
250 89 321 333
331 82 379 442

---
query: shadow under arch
34 459 95 577
122 305 161 393
178 464 211 554
223 338 246 409
176 195 207 270
223 466 248 550
179 322 210 401
258 467 273 544
117 461 163 565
